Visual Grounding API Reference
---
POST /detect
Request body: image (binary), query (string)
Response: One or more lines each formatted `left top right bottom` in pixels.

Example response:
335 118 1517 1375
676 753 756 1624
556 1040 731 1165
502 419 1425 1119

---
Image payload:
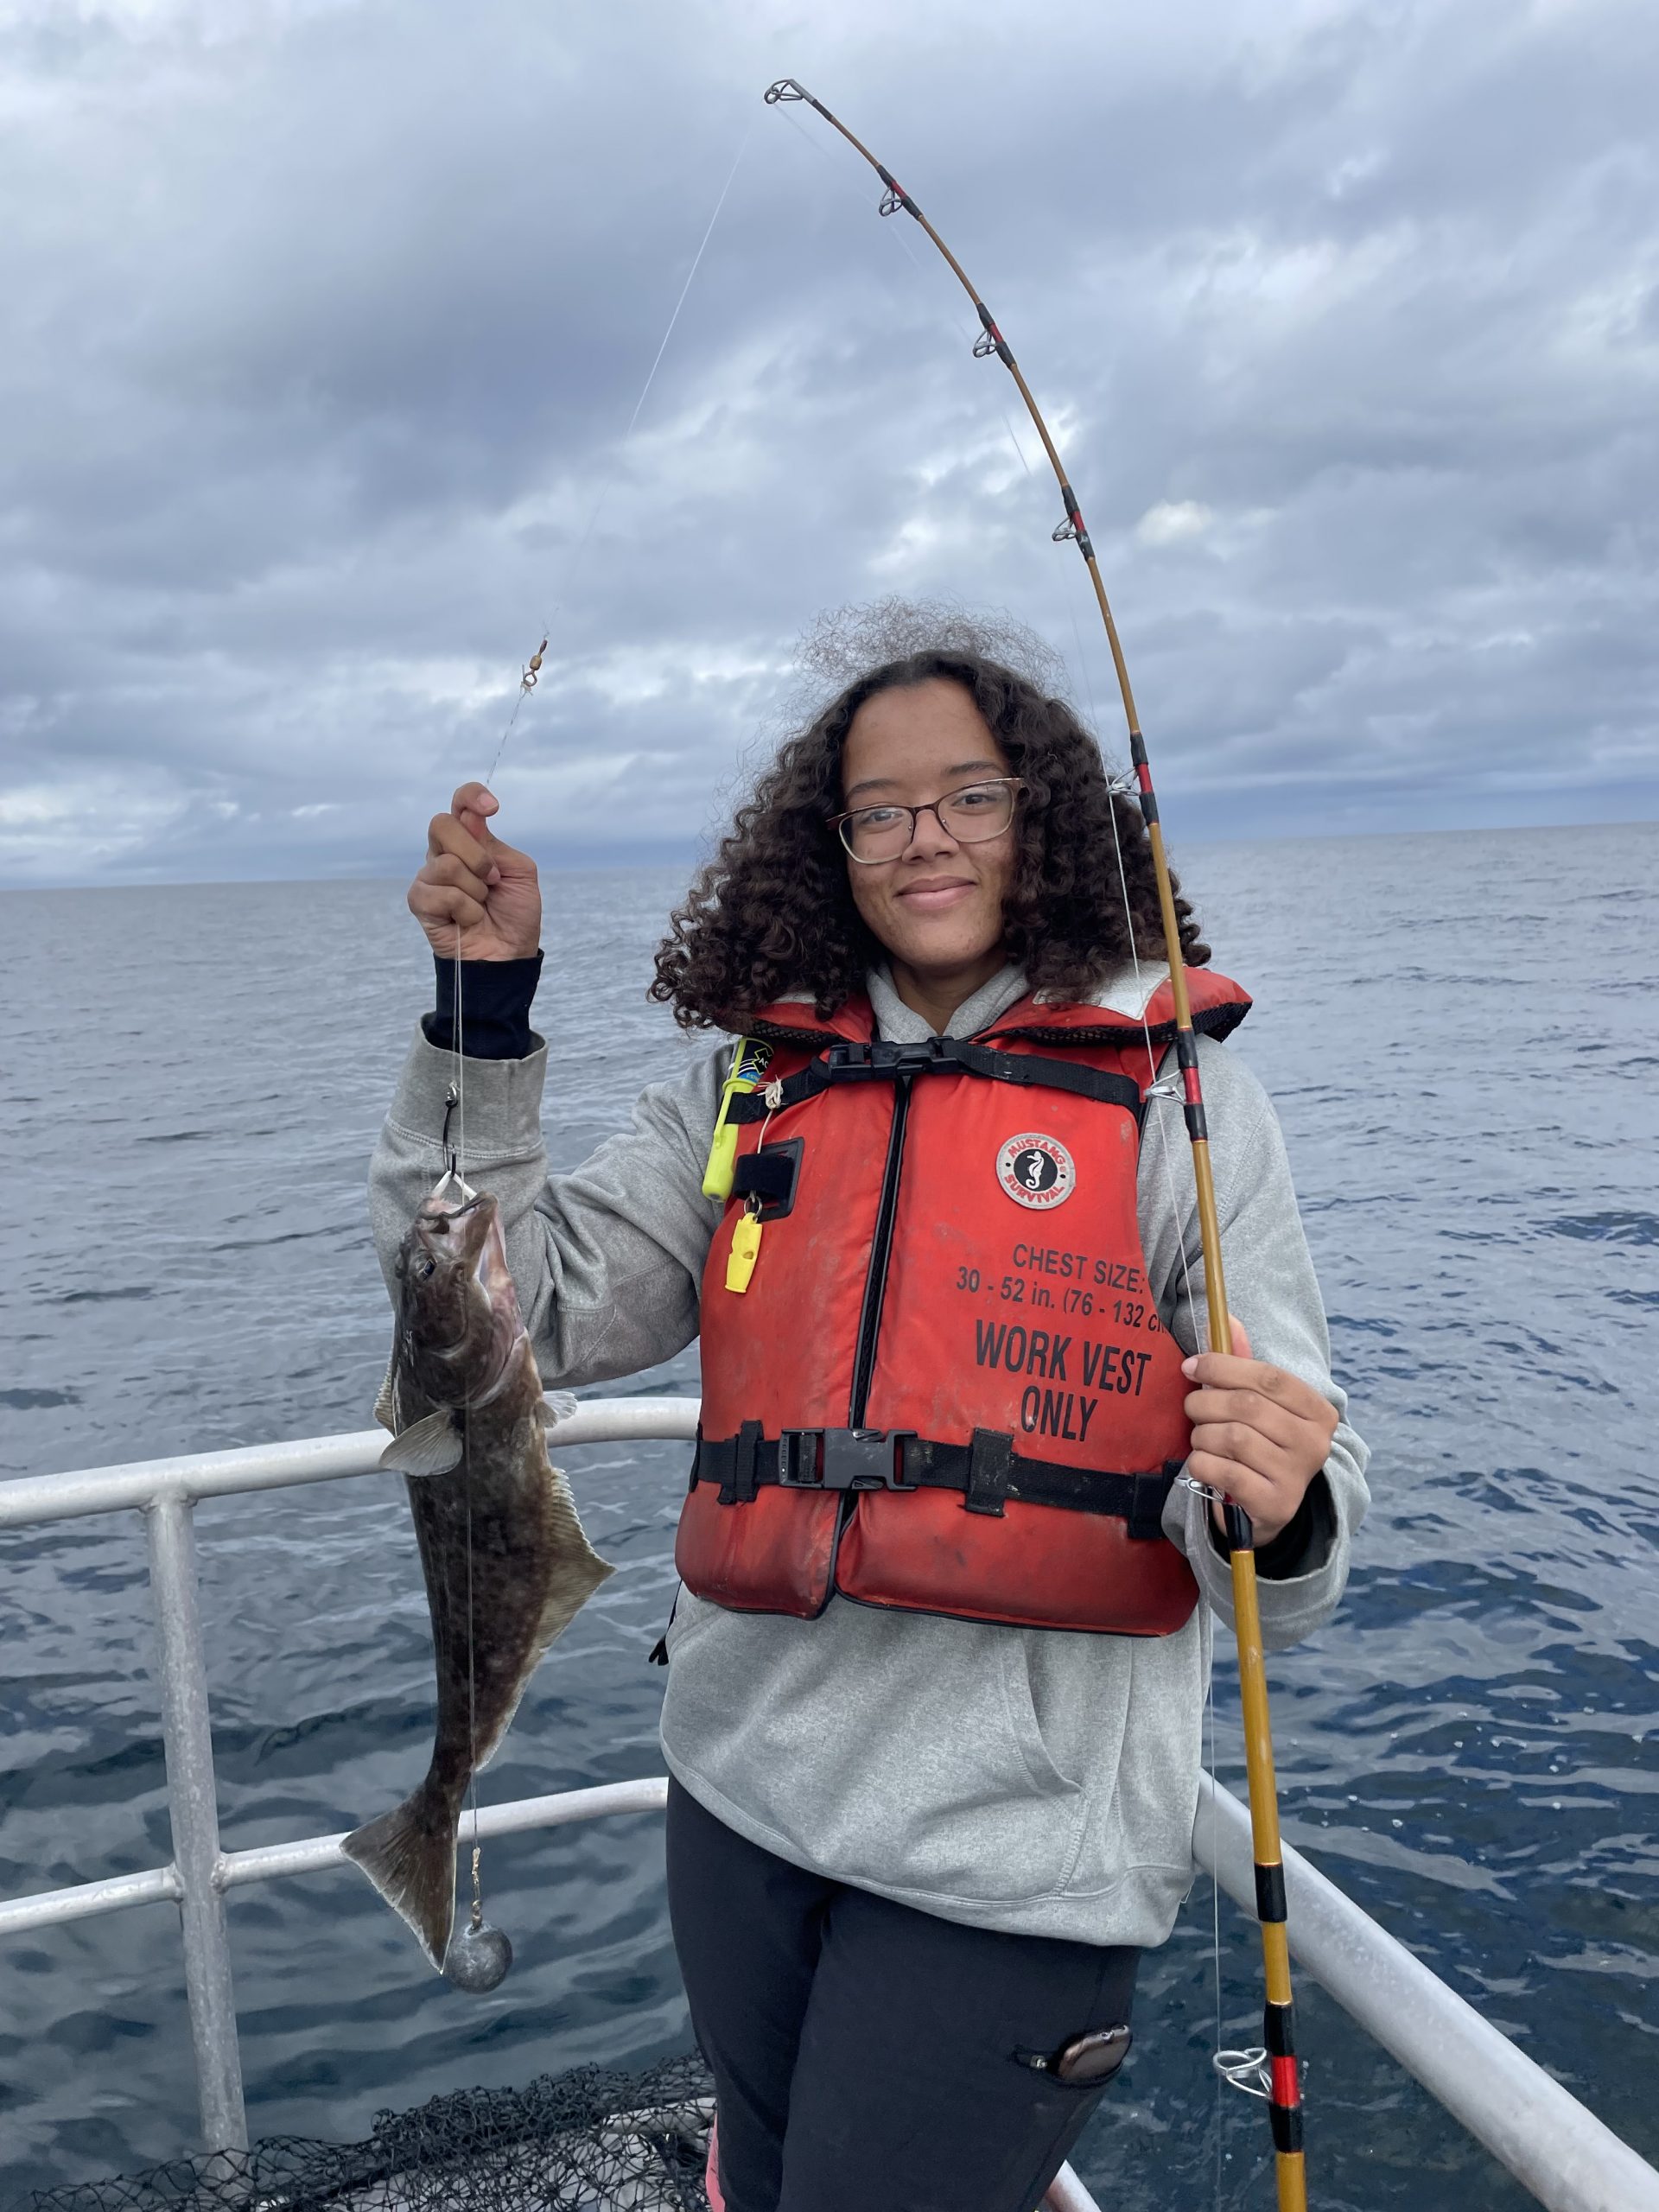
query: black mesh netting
29 2053 714 2212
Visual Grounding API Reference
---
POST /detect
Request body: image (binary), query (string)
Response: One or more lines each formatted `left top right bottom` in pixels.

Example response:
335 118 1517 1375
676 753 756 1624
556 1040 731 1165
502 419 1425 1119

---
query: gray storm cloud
1 0 1655 887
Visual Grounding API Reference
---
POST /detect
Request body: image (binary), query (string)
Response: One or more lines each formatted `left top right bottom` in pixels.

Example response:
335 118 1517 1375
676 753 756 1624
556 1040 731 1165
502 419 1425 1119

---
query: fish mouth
417 1190 499 1268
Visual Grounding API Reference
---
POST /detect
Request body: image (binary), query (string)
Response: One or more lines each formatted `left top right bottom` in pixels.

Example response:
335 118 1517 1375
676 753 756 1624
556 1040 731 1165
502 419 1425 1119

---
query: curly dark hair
651 645 1208 1029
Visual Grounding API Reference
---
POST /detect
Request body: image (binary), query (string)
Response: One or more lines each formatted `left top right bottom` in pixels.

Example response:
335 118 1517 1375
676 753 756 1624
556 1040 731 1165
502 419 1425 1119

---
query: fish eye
417 1256 436 1280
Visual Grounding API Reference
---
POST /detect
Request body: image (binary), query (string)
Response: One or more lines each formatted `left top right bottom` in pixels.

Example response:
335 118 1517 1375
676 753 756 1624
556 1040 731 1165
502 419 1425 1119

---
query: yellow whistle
725 1205 763 1294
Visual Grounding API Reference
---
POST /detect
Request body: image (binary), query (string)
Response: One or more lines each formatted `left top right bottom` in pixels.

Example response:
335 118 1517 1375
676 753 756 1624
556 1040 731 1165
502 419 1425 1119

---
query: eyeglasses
830 778 1024 864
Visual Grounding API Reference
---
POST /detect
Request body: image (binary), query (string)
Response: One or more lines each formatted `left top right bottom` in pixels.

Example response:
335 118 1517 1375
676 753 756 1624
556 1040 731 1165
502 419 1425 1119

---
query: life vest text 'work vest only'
674 970 1251 1637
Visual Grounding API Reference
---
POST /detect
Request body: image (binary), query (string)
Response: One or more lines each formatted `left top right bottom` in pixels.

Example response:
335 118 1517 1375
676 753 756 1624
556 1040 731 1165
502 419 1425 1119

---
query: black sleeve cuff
1205 1471 1336 1580
423 951 543 1061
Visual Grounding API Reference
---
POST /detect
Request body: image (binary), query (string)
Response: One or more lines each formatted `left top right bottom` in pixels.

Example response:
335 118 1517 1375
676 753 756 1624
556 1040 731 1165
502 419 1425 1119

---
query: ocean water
1 823 1655 2210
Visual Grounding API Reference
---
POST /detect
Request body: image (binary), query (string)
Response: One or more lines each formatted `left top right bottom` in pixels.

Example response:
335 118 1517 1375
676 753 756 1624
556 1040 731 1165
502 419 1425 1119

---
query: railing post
145 1494 248 2152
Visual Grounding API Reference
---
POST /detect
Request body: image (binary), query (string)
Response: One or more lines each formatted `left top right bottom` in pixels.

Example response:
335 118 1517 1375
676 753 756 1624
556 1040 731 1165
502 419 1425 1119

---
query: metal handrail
1196 1777 1658 2212
0 1398 701 1529
3 1408 1656 2212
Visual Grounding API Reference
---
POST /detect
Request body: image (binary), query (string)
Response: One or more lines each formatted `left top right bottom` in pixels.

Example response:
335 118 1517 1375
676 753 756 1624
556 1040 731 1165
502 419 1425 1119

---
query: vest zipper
848 1072 912 1426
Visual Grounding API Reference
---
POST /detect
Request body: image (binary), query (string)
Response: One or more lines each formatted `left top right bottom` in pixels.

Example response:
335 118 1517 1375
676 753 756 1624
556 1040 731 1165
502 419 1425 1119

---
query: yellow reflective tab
725 1209 763 1294
701 1037 773 1201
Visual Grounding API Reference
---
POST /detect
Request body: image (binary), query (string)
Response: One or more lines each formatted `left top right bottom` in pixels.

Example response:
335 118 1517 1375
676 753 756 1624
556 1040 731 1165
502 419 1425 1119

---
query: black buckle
823 1428 917 1491
776 1429 823 1488
779 1427 918 1491
822 1038 961 1082
889 1037 954 1074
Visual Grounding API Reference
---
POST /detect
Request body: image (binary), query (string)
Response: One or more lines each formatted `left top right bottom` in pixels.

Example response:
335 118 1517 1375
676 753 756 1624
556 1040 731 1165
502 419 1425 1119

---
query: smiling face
839 677 1019 1025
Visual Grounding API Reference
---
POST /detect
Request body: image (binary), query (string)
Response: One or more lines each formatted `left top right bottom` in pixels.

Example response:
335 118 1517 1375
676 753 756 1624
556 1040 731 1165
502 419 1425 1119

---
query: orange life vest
674 970 1251 1637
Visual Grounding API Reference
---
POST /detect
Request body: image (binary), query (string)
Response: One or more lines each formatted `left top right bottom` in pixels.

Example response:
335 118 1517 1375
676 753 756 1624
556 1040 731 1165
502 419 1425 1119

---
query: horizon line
3 813 1655 897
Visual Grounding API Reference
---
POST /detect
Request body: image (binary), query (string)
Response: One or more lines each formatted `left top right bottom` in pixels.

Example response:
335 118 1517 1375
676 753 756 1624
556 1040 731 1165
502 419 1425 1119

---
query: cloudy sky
3 0 1656 887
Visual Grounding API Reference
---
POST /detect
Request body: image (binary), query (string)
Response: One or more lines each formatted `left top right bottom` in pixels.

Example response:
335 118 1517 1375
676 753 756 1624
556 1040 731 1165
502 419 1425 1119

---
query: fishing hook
441 1081 460 1180
766 78 1309 2211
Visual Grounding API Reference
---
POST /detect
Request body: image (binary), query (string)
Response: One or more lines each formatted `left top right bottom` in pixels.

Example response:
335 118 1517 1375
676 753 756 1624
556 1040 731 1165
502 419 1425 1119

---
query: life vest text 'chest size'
675 972 1250 1637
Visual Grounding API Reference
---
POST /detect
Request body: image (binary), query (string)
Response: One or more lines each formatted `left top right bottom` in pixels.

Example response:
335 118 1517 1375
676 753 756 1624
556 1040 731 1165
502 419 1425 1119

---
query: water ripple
2 832 1656 2207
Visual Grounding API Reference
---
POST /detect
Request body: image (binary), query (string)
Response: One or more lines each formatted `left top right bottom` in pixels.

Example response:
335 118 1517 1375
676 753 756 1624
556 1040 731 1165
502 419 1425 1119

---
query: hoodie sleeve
1145 1035 1370 1651
368 1023 728 1389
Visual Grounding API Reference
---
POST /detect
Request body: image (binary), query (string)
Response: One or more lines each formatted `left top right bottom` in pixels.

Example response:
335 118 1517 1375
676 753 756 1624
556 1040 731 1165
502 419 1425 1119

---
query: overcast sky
3 0 1656 887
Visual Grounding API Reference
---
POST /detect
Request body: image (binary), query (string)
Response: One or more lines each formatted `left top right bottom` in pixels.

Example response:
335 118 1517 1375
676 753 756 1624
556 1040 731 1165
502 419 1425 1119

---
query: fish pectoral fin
538 1391 580 1430
372 1345 400 1434
379 1410 464 1478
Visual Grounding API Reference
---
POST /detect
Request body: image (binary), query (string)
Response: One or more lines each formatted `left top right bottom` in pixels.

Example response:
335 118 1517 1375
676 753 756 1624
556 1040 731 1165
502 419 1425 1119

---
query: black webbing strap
692 1427 1179 1535
724 1034 1146 1125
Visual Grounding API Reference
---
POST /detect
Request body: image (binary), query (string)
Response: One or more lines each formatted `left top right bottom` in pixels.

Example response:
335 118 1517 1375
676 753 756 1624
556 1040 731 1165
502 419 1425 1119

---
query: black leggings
665 1778 1140 2212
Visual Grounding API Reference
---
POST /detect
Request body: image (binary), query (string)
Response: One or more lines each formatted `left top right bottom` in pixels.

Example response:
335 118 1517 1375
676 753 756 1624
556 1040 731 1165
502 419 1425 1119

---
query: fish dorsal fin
379 1409 464 1478
471 1443 615 1775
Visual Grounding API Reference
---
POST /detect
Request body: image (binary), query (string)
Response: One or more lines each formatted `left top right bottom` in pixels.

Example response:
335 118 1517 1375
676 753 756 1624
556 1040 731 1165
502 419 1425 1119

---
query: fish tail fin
341 1783 457 1971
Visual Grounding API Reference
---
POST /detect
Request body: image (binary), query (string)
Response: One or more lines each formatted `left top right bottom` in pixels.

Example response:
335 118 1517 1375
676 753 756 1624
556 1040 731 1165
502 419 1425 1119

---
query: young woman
371 643 1369 2212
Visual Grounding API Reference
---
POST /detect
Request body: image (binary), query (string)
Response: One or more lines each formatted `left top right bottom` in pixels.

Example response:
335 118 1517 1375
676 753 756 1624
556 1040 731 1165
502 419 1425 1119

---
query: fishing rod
763 77 1306 2209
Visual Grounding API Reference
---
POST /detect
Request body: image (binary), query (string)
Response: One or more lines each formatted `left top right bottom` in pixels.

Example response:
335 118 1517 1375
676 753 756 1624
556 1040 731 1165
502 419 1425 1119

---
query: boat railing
2 1401 1655 2212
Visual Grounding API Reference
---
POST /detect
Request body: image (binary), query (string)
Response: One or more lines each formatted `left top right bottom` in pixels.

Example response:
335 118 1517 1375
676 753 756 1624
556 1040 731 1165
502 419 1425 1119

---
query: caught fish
344 1180 613 1974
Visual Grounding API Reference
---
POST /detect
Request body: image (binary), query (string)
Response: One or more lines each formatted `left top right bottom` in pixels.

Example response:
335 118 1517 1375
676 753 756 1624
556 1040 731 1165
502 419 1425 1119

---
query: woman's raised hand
407 783 542 962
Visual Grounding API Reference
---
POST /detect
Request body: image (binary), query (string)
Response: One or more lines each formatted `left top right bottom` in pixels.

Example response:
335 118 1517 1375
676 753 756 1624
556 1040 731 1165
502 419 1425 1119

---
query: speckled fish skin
342 1185 613 1972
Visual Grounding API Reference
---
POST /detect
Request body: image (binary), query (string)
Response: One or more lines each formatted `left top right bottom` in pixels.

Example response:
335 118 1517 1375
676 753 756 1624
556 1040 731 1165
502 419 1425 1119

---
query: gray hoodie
369 958 1369 1948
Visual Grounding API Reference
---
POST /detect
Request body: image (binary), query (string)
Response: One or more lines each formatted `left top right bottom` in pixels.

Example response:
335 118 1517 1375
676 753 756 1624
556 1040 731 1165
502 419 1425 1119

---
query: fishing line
452 124 754 1945
784 101 1056 562
1098 650 1243 2188
626 124 754 442
1103 791 1204 1347
439 920 487 1962
1071 488 1234 2186
810 118 1237 2139
465 1425 483 1947
1080 596 1241 2198
448 921 483 1950
453 923 467 1188
1210 1646 1225 2204
810 80 1226 2113
438 120 761 1981
1089 601 1250 2159
788 67 1217 1643
1100 779 1236 2155
781 103 961 330
788 87 1116 779
451 129 756 1946
482 120 753 792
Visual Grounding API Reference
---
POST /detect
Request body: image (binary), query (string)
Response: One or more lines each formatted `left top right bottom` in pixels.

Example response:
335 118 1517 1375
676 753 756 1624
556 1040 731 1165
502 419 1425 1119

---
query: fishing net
29 2052 713 2212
